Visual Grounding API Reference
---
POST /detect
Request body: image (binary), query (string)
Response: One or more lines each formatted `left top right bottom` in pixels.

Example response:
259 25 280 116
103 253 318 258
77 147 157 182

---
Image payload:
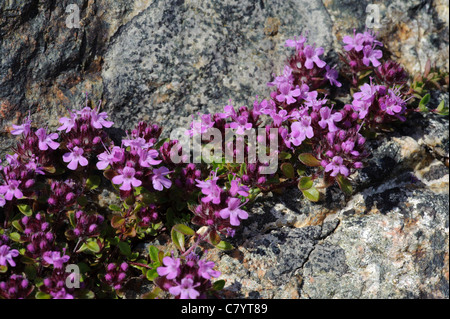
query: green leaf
215 240 234 251
336 175 353 195
298 153 321 167
419 93 430 107
111 215 125 228
12 220 23 232
142 287 162 299
280 163 294 179
17 204 33 216
279 151 292 160
146 269 159 281
86 175 101 190
171 228 185 252
148 246 160 263
24 264 37 280
302 186 320 202
80 239 101 253
9 232 22 242
118 241 131 256
212 279 226 291
173 224 195 236
35 291 52 299
298 176 313 190
0 265 7 273
209 231 221 246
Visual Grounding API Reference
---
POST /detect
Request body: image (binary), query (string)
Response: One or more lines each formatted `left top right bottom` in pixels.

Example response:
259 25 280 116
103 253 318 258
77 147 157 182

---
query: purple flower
96 146 124 170
325 156 349 177
0 245 19 267
229 179 250 197
271 109 291 127
195 173 222 204
91 111 114 129
285 35 307 51
35 128 60 151
352 82 382 119
11 117 32 136
342 31 364 52
229 115 253 135
304 90 327 112
112 166 142 191
50 288 74 299
267 65 294 88
218 102 237 119
290 115 314 146
219 197 249 226
151 167 172 191
157 256 181 280
43 251 70 269
188 114 215 136
57 113 77 133
169 277 200 299
318 107 343 132
197 260 221 280
123 137 152 150
362 45 383 67
138 148 162 167
379 88 407 117
325 65 342 87
0 180 23 201
303 45 326 69
63 146 89 170
276 83 302 105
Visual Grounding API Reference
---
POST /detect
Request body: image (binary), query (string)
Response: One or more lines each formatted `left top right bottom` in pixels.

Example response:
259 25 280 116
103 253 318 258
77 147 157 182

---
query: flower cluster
0 27 422 299
156 253 220 299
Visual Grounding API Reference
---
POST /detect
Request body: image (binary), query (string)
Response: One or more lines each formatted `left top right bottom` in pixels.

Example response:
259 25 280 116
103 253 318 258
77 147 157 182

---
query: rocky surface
1 0 448 299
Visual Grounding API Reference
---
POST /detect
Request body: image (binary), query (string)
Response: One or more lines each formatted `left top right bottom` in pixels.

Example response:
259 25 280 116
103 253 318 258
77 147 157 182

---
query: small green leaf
9 232 22 242
279 151 292 160
12 220 23 232
302 186 320 202
146 269 159 281
0 265 7 273
298 153 321 167
86 175 101 190
17 204 33 216
24 264 37 280
118 241 131 256
84 240 101 253
209 231 221 246
171 228 185 252
173 224 195 236
336 175 353 195
148 246 160 263
215 241 234 251
298 176 313 190
212 279 226 291
111 215 125 228
280 163 294 179
35 291 51 299
419 93 430 106
142 287 162 299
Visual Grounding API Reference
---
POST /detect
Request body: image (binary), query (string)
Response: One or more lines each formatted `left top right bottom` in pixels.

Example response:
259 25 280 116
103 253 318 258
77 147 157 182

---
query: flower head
112 166 142 191
169 277 200 299
0 245 19 267
151 166 172 191
303 45 326 69
63 146 89 170
35 128 60 151
219 197 249 226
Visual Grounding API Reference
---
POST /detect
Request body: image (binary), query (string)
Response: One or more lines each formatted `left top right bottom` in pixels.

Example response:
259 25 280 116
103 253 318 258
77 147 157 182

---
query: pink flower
96 146 125 170
157 256 180 280
197 260 221 280
138 148 161 167
57 112 77 133
229 179 250 197
0 245 19 267
219 197 249 226
0 180 23 201
169 277 200 299
285 35 307 51
290 115 314 146
63 146 89 170
151 167 172 191
303 45 326 69
112 166 142 191
91 111 114 129
267 65 294 87
325 156 349 177
195 173 221 204
325 65 342 87
342 30 364 52
229 115 253 135
43 251 70 269
35 128 60 151
11 117 32 136
276 83 302 105
362 45 383 67
318 107 342 132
